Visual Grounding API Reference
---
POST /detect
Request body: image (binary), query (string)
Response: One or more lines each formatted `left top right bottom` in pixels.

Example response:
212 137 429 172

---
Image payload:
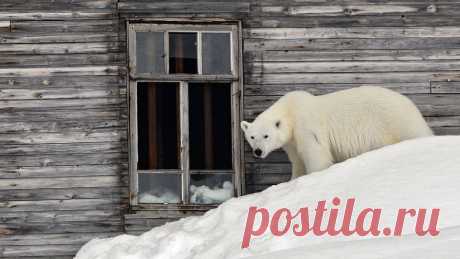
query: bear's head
240 116 291 159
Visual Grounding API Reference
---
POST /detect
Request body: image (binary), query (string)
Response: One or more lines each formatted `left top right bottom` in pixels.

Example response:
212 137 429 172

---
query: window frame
127 20 244 207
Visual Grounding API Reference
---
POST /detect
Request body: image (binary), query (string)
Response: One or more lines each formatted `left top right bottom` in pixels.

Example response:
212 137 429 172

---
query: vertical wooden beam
129 81 139 206
180 81 190 203
197 32 203 75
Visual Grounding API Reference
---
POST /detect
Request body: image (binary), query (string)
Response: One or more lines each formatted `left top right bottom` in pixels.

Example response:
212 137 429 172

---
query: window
128 22 242 206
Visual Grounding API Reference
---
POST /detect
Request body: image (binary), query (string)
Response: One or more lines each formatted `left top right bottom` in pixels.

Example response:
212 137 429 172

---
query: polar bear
241 86 433 179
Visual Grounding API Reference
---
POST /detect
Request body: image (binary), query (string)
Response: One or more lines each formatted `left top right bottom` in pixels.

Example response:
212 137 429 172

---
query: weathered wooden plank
0 42 124 55
1 210 121 224
118 1 250 13
0 11 114 20
245 27 460 39
244 37 460 51
1 245 81 257
0 118 128 135
0 66 120 77
431 81 460 93
245 72 460 84
245 15 460 28
0 152 127 167
0 87 124 100
124 210 205 220
0 32 122 44
0 0 116 10
432 126 460 135
0 97 126 110
0 21 10 32
426 116 460 128
0 53 125 68
0 187 127 201
11 20 120 33
247 60 460 73
0 75 125 89
295 5 429 16
1 220 122 236
408 94 460 117
245 173 290 185
0 198 125 213
0 119 127 134
244 83 430 96
0 108 127 122
0 130 126 145
245 49 460 63
0 176 126 190
246 163 291 175
0 232 118 246
0 163 127 178
2 256 73 259
251 3 460 16
243 94 460 118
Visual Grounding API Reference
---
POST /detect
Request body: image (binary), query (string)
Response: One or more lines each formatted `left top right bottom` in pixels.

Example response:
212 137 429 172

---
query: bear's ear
240 121 250 132
275 120 281 128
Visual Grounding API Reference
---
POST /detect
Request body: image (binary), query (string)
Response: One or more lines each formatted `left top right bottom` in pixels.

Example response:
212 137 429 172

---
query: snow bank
75 136 460 259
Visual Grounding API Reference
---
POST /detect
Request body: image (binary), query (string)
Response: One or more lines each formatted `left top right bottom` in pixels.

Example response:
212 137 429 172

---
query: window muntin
128 22 241 206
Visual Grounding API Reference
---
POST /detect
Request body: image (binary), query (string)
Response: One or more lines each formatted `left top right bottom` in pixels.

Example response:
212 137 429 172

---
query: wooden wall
0 1 128 258
1 0 460 257
119 0 460 193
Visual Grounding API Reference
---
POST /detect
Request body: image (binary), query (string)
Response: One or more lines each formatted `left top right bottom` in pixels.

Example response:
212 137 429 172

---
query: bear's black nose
254 148 262 157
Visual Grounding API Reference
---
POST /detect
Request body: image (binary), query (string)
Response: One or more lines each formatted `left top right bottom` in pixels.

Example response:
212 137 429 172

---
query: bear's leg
283 144 305 179
300 140 334 174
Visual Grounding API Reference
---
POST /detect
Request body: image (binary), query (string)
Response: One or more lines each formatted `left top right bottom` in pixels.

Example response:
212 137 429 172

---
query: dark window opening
169 32 198 74
189 83 232 170
137 82 180 169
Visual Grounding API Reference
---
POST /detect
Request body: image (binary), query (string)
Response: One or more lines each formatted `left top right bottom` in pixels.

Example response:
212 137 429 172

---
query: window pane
137 82 180 169
136 32 165 74
139 173 181 204
189 83 232 170
202 33 231 75
190 174 234 204
169 32 198 74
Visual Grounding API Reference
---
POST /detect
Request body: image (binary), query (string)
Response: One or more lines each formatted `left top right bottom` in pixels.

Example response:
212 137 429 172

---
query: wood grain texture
0 3 126 258
3 0 460 257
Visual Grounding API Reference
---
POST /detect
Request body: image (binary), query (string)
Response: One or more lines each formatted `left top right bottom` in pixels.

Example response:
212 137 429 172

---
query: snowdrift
75 136 460 259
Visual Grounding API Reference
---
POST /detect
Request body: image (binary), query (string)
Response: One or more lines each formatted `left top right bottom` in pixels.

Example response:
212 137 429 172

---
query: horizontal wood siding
118 0 460 194
2 0 460 257
0 0 127 258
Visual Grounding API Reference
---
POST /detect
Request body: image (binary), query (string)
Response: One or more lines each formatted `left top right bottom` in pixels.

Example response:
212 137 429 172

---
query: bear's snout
254 148 262 158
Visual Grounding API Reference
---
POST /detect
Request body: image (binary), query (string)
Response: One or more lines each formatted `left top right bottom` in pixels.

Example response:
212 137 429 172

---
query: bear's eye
250 136 255 140
264 135 269 139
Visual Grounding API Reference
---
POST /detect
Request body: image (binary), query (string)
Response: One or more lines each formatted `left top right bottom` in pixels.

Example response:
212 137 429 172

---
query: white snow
190 181 234 204
138 190 180 204
75 136 460 259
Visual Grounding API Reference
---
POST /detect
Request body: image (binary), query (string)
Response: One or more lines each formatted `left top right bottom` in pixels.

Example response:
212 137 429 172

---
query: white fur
241 86 433 179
